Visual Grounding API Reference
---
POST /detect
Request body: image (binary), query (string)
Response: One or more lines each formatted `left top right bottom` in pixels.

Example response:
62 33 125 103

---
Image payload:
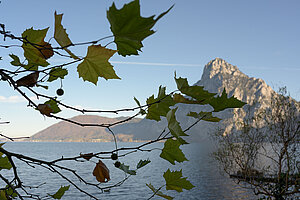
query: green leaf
119 163 136 175
146 86 175 121
0 156 12 170
136 159 151 169
0 190 7 200
36 84 49 90
134 97 141 107
146 183 174 200
44 99 61 114
9 54 23 66
0 144 12 171
21 27 53 67
160 139 188 165
54 12 78 59
107 0 173 56
77 45 120 85
187 111 222 122
173 93 204 104
175 77 216 103
166 108 188 144
48 185 70 199
48 68 68 82
163 169 194 192
5 187 17 199
208 88 246 112
22 63 39 71
134 97 146 115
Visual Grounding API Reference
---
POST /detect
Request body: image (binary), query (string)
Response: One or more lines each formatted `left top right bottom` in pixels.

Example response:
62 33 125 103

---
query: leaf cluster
0 0 248 199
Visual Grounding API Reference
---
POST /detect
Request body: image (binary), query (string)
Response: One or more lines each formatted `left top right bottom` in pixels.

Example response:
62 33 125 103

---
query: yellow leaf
77 45 120 85
93 160 110 183
54 12 79 59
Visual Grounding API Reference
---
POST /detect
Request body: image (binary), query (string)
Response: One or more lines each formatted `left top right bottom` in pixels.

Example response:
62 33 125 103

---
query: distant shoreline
1 139 154 143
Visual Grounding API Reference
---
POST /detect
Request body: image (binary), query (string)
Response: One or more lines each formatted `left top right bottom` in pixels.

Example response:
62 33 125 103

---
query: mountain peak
201 58 245 81
195 58 274 104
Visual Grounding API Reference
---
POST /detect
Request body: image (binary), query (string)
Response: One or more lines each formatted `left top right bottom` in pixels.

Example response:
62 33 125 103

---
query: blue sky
0 0 299 137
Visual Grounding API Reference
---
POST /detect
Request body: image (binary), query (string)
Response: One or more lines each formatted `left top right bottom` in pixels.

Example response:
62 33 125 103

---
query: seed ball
111 153 118 160
114 161 121 168
56 88 64 96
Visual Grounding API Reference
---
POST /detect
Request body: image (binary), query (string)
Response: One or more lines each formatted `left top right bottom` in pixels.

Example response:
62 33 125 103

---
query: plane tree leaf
93 160 110 183
37 99 61 116
0 190 7 200
0 186 17 200
146 86 175 121
36 84 48 90
160 139 188 165
173 93 203 104
166 108 188 144
163 169 194 192
22 28 53 67
44 99 61 114
134 97 146 115
48 185 70 199
107 0 173 56
80 153 93 161
175 77 216 103
37 104 53 116
5 187 17 199
9 54 23 66
16 71 39 87
146 183 174 200
136 159 151 169
77 45 120 85
187 111 222 122
118 163 136 175
0 155 12 170
54 12 78 59
47 68 68 82
208 88 246 112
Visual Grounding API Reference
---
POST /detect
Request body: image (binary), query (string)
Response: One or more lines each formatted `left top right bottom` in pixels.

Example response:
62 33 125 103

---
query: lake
1 142 256 200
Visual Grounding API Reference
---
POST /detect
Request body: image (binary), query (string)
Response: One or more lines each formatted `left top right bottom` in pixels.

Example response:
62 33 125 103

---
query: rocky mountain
112 58 275 142
30 58 275 142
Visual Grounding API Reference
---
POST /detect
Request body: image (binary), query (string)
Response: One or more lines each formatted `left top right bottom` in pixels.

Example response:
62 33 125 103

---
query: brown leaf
80 153 93 161
93 160 110 183
37 104 53 116
38 41 54 59
16 71 39 87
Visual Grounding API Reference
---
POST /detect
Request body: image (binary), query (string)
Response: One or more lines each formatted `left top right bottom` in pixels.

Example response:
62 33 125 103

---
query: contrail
111 61 300 71
110 61 202 67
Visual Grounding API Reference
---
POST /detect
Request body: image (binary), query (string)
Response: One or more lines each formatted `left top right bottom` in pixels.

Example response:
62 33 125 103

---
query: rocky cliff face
196 58 274 105
30 58 277 142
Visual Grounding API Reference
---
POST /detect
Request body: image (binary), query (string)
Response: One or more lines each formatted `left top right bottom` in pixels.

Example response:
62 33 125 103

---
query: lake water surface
2 142 256 200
